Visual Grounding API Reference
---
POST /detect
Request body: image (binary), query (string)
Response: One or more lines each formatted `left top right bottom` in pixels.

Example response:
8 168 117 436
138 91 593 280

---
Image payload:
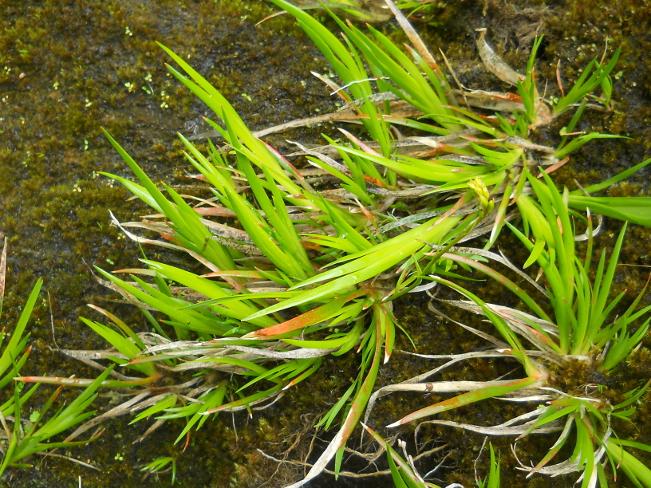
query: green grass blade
388 376 539 427
244 216 461 321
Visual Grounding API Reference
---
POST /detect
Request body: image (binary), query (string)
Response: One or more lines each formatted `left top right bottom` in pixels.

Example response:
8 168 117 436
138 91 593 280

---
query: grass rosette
374 174 651 487
84 63 491 475
36 1 651 486
0 237 110 475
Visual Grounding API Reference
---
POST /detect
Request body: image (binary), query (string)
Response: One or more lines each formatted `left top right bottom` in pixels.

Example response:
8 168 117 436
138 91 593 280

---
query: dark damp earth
0 0 650 486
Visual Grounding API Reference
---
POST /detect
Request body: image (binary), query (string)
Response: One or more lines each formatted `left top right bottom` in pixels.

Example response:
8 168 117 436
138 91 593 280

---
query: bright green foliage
552 48 621 116
386 175 651 487
510 172 651 365
477 443 501 488
515 382 651 487
6 367 113 472
364 424 441 488
0 267 108 474
47 2 651 487
363 424 500 488
94 97 490 484
141 456 177 485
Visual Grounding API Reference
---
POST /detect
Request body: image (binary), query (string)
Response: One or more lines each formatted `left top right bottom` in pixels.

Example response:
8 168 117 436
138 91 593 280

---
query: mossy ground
0 0 650 486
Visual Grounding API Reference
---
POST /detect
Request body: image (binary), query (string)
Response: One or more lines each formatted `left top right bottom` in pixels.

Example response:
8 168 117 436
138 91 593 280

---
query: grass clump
379 173 651 487
0 236 110 476
28 0 650 486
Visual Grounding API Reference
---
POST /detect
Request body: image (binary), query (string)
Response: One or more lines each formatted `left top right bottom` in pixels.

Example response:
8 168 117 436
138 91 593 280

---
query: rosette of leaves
0 238 111 475
268 0 651 234
38 1 651 486
369 173 651 487
354 424 501 488
82 78 492 478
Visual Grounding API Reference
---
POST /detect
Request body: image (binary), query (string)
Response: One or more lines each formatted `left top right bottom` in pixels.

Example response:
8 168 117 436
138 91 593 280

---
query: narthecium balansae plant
361 423 502 488
24 0 651 486
372 173 651 487
0 236 112 476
